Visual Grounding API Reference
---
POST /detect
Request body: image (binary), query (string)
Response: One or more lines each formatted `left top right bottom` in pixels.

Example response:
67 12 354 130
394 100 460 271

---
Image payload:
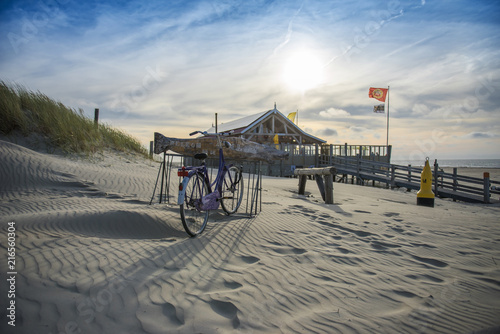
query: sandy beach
1 139 500 334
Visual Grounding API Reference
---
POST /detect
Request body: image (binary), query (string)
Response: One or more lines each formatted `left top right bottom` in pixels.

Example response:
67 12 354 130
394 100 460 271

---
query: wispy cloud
319 107 351 118
0 0 499 158
462 132 498 139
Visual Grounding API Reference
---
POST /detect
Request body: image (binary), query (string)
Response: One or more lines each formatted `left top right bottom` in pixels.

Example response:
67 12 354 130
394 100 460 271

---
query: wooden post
94 108 99 125
324 174 334 204
356 152 360 185
484 172 490 204
302 145 306 166
298 175 307 195
280 143 283 178
149 141 154 158
434 159 439 197
259 161 262 213
315 143 319 167
315 175 326 201
453 168 458 202
390 165 396 189
408 164 412 182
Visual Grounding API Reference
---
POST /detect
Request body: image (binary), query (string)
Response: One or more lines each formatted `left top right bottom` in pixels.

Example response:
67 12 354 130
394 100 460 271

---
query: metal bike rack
150 153 262 218
244 161 262 217
150 152 183 205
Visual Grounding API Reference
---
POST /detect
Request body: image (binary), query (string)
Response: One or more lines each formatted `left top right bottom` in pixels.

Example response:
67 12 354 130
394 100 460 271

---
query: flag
287 112 297 123
373 104 385 113
273 134 279 149
368 87 388 102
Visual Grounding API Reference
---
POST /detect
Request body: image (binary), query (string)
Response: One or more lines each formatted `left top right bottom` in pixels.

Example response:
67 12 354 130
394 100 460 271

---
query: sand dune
1 139 499 334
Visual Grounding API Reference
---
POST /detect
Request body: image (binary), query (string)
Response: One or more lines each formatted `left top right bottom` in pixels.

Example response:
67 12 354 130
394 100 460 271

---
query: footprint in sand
406 273 444 283
209 299 240 329
390 226 405 234
370 240 401 251
227 255 260 269
411 254 448 268
393 290 419 298
266 245 307 256
240 255 260 264
337 247 350 254
223 280 243 290
160 302 184 325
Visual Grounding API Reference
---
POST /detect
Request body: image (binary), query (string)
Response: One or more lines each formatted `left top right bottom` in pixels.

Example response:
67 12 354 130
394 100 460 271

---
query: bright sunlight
282 50 324 92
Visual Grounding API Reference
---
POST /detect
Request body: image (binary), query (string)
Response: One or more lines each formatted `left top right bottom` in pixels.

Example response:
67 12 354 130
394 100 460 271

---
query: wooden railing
329 156 499 204
320 144 392 164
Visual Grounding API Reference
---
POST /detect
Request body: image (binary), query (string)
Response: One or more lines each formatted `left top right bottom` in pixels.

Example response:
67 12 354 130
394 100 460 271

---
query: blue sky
1 0 499 159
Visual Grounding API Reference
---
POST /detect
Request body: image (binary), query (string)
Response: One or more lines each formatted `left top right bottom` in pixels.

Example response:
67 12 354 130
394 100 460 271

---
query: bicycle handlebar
189 130 207 136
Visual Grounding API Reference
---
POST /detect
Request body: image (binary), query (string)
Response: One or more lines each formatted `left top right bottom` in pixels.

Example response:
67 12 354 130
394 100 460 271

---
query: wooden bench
294 167 336 204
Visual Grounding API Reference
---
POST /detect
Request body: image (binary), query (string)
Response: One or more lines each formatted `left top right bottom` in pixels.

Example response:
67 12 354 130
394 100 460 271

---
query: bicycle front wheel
180 172 209 237
221 166 244 215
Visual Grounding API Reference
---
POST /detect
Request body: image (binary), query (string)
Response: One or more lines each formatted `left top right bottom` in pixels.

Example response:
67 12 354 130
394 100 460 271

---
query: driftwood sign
154 132 289 163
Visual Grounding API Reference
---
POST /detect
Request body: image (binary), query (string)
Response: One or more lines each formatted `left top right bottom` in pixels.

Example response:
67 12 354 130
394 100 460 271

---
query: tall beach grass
0 80 147 156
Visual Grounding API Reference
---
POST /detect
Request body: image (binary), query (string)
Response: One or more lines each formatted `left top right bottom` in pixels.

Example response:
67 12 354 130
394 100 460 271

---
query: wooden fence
328 156 499 203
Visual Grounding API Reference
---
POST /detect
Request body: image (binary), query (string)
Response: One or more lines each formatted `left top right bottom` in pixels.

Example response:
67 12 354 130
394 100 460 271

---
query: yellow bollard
417 157 435 207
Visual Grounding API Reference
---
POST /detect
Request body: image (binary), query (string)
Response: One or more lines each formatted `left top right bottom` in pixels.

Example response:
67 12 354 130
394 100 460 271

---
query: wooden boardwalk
324 156 499 204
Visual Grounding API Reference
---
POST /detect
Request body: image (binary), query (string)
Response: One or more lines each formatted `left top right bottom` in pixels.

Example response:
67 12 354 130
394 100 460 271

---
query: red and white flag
368 87 388 102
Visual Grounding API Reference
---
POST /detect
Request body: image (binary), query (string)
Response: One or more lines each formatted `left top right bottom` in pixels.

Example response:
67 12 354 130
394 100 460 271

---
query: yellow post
417 157 435 207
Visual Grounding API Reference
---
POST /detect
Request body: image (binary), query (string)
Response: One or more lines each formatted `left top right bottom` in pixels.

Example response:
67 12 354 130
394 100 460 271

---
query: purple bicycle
177 131 244 237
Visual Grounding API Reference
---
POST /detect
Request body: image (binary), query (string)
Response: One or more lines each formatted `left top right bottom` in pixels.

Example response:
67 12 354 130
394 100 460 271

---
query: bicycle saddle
194 153 208 160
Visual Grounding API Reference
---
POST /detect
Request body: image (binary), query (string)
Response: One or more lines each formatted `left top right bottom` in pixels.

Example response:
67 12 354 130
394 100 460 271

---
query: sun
283 51 324 92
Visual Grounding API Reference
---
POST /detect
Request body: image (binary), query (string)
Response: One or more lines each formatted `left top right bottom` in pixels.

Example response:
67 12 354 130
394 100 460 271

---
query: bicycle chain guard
199 191 220 211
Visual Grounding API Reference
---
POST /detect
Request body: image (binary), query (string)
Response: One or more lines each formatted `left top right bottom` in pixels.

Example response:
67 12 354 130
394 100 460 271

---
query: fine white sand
1 139 500 334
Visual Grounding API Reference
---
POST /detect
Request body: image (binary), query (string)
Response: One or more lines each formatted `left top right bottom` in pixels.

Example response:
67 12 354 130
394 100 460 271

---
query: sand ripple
1 140 499 333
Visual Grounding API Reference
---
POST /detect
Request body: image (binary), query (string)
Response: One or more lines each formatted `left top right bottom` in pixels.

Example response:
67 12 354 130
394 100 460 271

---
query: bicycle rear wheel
180 172 209 237
220 166 244 215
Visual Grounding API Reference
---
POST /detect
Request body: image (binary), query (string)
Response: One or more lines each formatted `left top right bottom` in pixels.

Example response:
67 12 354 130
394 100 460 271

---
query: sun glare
283 51 324 92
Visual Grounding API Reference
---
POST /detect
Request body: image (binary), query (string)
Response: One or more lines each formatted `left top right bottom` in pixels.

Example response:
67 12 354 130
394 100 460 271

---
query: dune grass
0 80 147 156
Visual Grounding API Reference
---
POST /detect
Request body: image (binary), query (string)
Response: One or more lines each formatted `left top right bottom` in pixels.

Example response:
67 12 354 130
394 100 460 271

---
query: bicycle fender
178 176 190 205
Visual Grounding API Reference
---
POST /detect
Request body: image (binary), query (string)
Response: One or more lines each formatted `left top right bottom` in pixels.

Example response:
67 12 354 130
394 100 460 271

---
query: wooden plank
294 167 336 176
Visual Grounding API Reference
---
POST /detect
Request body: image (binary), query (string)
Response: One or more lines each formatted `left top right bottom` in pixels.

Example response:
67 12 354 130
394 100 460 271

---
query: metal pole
386 86 390 147
159 152 166 203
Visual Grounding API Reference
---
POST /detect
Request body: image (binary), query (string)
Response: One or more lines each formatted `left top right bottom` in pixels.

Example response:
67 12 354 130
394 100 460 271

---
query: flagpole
386 86 390 147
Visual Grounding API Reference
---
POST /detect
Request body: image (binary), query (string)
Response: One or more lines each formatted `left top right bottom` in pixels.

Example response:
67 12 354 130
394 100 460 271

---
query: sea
391 159 500 168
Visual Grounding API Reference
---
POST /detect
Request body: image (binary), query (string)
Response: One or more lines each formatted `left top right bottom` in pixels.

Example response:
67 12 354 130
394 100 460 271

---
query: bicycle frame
177 147 233 208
